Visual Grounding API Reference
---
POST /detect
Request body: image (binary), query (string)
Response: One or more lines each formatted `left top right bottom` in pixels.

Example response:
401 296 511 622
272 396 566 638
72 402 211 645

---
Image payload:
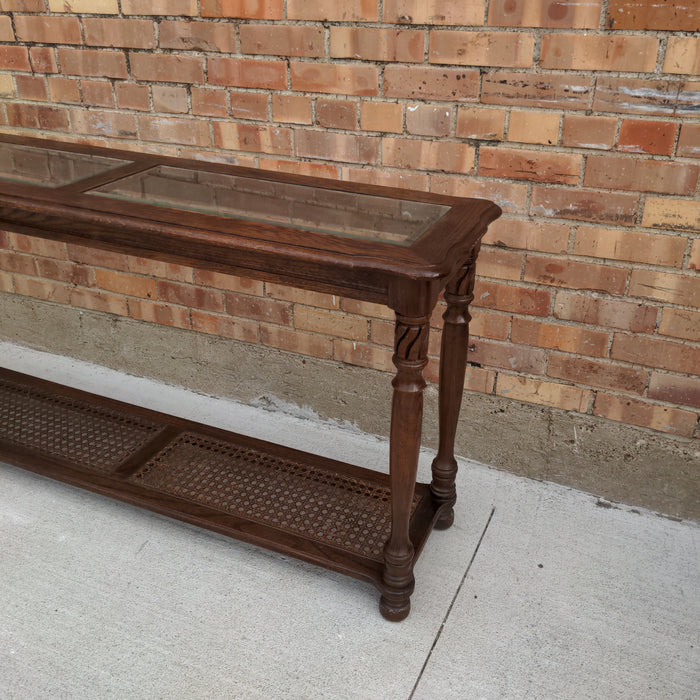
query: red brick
316 99 357 130
14 276 71 305
225 292 291 325
341 298 393 320
642 198 700 232
341 166 429 192
15 15 82 45
214 122 292 155
15 75 48 101
488 0 602 28
384 65 478 101
152 86 187 114
482 218 569 254
261 158 338 179
472 279 551 316
9 234 66 260
678 124 700 158
260 324 333 359
50 0 118 11
456 107 506 141
663 37 700 75
628 270 699 307
383 137 474 173
330 27 424 63
659 308 700 342
191 310 258 342
383 0 485 25
66 243 126 269
607 0 699 31
241 25 324 58
0 74 15 99
121 0 196 14
691 239 700 270
553 291 658 333
431 176 528 214
541 34 658 72
139 116 211 147
157 280 223 312
611 333 700 374
0 250 37 276
70 109 138 139
81 80 114 108
291 62 378 97
295 307 367 340
266 284 338 309
593 77 678 117
69 288 128 316
272 94 312 124
116 83 150 111
479 147 581 184
29 47 58 74
131 257 194 283
593 393 696 437
160 20 236 53
230 91 269 121
0 0 44 9
531 186 639 226
482 71 592 110
430 31 535 68
0 47 30 72
476 247 524 281
360 101 403 133
296 130 378 164
48 76 81 103
194 269 260 293
524 256 627 294
470 339 547 374
496 375 590 412
83 18 155 49
617 119 677 156
406 104 453 137
200 0 283 18
189 87 225 117
209 57 286 90
512 318 610 356
128 299 191 330
130 53 204 84
5 104 69 130
649 373 700 409
548 354 647 395
562 114 617 150
0 15 12 41
333 339 394 373
288 0 378 21
58 49 127 79
94 269 156 299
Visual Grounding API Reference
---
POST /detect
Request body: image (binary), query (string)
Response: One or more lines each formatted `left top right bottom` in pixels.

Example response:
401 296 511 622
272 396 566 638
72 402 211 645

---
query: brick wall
0 1 698 439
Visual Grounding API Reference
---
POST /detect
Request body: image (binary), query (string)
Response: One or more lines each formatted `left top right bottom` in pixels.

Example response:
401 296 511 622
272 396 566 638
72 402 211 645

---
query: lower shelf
0 367 440 589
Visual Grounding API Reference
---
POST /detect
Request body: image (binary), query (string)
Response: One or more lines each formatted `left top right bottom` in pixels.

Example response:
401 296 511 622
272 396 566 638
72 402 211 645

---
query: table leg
380 314 430 622
430 248 479 530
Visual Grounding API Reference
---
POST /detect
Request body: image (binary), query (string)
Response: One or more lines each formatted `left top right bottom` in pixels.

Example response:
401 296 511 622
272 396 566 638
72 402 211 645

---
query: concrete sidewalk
1 342 698 699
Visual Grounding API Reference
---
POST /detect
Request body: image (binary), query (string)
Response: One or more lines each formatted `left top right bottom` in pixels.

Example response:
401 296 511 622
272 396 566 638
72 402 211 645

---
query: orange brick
678 124 700 158
641 198 700 231
470 338 547 374
287 0 378 21
0 272 13 293
192 87 228 117
360 101 403 133
476 246 524 281
384 65 478 101
70 109 137 140
574 226 686 267
594 393 696 436
152 86 188 114
272 94 312 124
296 130 379 164
531 186 639 226
483 218 569 254
316 99 357 130
341 166 429 191
430 31 535 68
128 299 191 330
261 158 338 179
195 269 260 293
593 77 678 117
553 291 658 333
607 0 700 31
488 0 602 28
469 310 511 340
266 284 338 309
260 324 333 359
406 104 453 137
16 75 48 101
159 20 236 53
541 34 658 72
157 280 224 312
649 373 700 408
49 0 118 11
29 47 58 74
81 80 114 108
333 339 393 372
562 114 617 150
618 119 677 156
214 123 292 155
512 318 610 356
66 243 126 269
94 269 156 299
659 308 700 342
122 0 196 14
479 147 580 185
456 107 506 141
83 18 155 49
611 333 700 374
0 47 30 72
0 15 13 41
200 0 283 18
0 0 45 9
340 298 393 320
291 62 378 97
663 36 700 75
241 24 324 58
691 239 700 270
69 288 128 316
130 257 194 283
294 307 367 340
524 256 627 294
191 310 258 342
383 137 474 173
0 73 13 98
14 275 71 305
330 27 424 63
130 53 204 84
230 91 268 120
497 374 590 412
629 270 699 307
58 49 127 79
15 15 82 45
48 76 80 103
209 57 287 89
116 83 150 111
548 354 647 395
482 71 592 110
139 116 210 147
507 110 560 145
225 292 291 325
472 280 551 316
5 104 69 131
383 0 486 25
431 176 528 215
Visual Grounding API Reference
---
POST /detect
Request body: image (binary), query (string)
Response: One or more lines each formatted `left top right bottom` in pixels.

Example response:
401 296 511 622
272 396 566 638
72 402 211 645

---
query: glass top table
0 134 501 621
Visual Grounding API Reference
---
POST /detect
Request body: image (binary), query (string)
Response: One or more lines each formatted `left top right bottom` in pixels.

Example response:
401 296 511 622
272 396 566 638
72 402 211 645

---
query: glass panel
0 142 131 187
91 166 449 245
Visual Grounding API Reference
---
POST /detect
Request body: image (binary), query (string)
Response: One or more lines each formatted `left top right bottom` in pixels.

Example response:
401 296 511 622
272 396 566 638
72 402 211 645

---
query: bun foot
434 506 455 530
380 594 411 622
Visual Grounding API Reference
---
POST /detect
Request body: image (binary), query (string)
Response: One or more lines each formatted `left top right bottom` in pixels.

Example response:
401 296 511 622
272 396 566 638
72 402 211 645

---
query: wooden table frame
0 134 501 620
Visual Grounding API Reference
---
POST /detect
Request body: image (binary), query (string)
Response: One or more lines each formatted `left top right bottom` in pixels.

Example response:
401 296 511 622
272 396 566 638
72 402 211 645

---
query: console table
0 134 501 620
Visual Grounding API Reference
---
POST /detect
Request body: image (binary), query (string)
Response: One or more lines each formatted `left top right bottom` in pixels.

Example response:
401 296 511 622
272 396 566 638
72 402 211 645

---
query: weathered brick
562 114 617 150
130 53 204 85
128 299 191 330
58 49 127 79
260 324 333 359
29 47 58 74
641 198 700 231
94 269 156 299
508 110 560 145
14 276 71 305
191 310 258 342
488 0 602 28
384 65 479 101
690 239 700 270
342 166 429 191
225 292 291 325
606 0 700 31
430 31 535 68
229 91 267 121
553 291 658 333
431 176 528 214
333 339 393 372
629 270 699 307
482 71 592 110
0 74 12 98
193 270 259 293
83 18 155 49
512 318 610 356
649 373 700 409
476 247 523 281
548 354 647 395
191 87 228 117
0 250 37 276
201 0 283 18
266 284 338 309
0 15 11 42
241 25 324 58
66 242 126 269
288 0 378 21
5 104 69 130
593 393 696 437
677 124 700 158
406 104 452 137
139 116 211 147
49 0 118 12
659 308 700 342
524 256 628 294
383 0 486 25
81 80 114 108
0 0 45 10
574 226 686 267
15 16 82 45
531 186 639 226
159 20 236 53
331 27 423 63
541 34 658 72
291 62 378 96
272 94 312 124
316 99 357 130
617 119 677 156
70 109 137 139
611 333 700 374
69 288 128 316
116 83 150 111
48 76 80 103
15 75 47 101
479 147 581 184
341 298 393 320
295 307 367 340
152 86 188 114
593 77 679 116
209 58 286 90
360 101 403 133
483 218 569 254
122 0 197 14
383 137 474 173
663 37 700 75
456 107 506 141
469 339 548 374
9 234 66 260
262 158 338 179
496 375 590 412
214 122 292 155
296 130 378 164
156 280 224 312
472 279 551 316
131 257 194 283
0 47 30 72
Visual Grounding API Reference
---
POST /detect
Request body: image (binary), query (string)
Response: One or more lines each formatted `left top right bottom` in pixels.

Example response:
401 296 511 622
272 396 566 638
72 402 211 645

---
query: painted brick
122 0 197 14
5 104 69 131
677 124 700 158
288 0 378 21
191 310 258 342
488 0 603 28
641 198 700 232
383 0 486 25
209 57 286 90
483 218 569 254
524 256 627 294
15 16 82 45
384 66 478 101
617 119 677 156
611 333 700 374
225 292 291 325
266 284 338 310
430 31 534 68
294 307 367 340
512 318 610 357
382 137 474 173
562 115 617 150
431 176 528 215
649 373 700 409
83 18 155 49
272 94 312 124
130 54 204 85
663 37 700 75
128 299 191 330
606 0 700 31
593 77 679 117
629 270 699 307
0 47 30 72
14 276 71 305
260 324 333 359
469 339 547 374
333 339 393 373
241 25 324 58
406 104 452 137
58 49 127 79
360 101 403 133
659 308 700 342
479 147 580 184
49 0 118 12
548 354 647 395
553 291 658 333
316 99 357 130
496 375 590 412
116 83 150 111
531 186 639 226
139 116 211 147
541 34 658 72
214 123 292 155
472 280 551 316
191 87 228 117
482 71 592 110
16 75 47 101
330 27 423 64
456 107 506 141
593 393 696 437
160 21 236 53
476 247 523 281
296 130 378 164
48 77 80 103
81 81 114 108
508 110 560 146
291 62 378 97
29 47 58 74
152 86 188 114
574 226 686 267
200 0 283 18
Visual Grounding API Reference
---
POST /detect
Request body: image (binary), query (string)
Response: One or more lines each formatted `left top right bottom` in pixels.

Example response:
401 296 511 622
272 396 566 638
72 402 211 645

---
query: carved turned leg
430 248 479 530
380 314 430 622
